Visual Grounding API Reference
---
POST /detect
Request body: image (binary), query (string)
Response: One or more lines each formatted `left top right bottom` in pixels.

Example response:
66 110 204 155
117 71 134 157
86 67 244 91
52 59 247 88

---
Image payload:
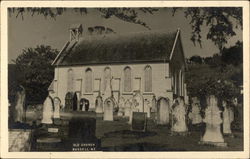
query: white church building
48 24 187 110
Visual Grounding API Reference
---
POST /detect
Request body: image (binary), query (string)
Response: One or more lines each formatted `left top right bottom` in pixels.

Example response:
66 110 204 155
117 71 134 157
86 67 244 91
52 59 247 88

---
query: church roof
52 30 180 66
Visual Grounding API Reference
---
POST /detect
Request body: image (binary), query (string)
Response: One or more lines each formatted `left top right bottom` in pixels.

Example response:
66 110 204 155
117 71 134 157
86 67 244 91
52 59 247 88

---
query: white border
1 1 249 158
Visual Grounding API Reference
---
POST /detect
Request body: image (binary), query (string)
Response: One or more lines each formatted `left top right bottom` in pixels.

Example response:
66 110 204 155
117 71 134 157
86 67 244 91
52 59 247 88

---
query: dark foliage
12 45 58 104
185 43 243 106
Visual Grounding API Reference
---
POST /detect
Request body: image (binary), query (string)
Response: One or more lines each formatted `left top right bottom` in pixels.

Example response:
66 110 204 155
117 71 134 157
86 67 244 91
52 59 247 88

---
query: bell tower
69 24 83 41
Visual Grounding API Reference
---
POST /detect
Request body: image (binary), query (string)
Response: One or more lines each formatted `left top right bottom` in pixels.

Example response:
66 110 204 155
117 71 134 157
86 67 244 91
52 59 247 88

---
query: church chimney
69 24 83 41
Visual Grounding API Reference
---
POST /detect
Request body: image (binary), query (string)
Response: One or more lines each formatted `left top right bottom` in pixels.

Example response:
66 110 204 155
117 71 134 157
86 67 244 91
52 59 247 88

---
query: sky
8 8 242 64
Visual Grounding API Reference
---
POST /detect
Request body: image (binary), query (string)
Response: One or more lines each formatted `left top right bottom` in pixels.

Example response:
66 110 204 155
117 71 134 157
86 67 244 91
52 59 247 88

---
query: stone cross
200 95 226 146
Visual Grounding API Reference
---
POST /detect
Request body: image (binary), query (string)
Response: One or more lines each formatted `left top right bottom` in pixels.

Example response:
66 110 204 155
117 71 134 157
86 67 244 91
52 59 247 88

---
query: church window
124 66 132 92
85 68 93 93
144 65 152 92
67 69 74 92
103 67 111 91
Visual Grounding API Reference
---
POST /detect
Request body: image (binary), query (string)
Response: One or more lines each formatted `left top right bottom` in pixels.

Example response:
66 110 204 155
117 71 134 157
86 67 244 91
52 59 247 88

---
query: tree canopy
10 45 58 104
8 7 242 50
185 42 243 105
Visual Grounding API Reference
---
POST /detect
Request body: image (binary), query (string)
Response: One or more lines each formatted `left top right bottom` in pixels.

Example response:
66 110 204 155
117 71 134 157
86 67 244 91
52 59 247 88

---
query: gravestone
65 92 74 111
200 95 226 146
124 99 132 117
188 97 202 125
144 98 151 118
53 97 61 119
73 92 78 111
131 112 147 132
14 86 26 123
117 96 125 116
41 96 54 124
129 97 140 124
67 115 99 151
151 95 157 113
103 98 114 121
80 98 90 111
222 100 234 135
133 91 144 112
95 94 103 113
171 97 188 133
156 97 170 125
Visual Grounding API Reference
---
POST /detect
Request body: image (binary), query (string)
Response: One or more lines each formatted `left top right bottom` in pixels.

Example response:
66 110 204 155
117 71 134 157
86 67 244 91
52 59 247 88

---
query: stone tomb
156 97 170 125
103 97 115 121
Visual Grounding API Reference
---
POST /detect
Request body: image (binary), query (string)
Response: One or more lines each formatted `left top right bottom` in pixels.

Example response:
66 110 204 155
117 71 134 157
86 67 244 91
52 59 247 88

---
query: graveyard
8 95 243 152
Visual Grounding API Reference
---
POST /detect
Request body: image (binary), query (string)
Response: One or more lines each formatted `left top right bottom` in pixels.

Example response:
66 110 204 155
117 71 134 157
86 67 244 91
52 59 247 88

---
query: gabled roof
52 30 181 66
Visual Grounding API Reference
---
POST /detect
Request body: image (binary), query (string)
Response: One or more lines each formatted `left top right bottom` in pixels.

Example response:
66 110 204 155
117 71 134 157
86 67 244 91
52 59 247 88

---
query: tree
8 7 242 50
12 45 58 104
189 55 203 64
221 41 243 66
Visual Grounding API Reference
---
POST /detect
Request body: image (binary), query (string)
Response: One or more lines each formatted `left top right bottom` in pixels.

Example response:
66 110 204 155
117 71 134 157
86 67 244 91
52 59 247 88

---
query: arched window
144 65 152 92
85 68 93 93
124 66 132 92
67 69 74 92
103 67 111 91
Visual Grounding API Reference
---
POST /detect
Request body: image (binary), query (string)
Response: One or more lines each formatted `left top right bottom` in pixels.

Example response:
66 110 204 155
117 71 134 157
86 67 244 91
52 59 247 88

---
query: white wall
50 62 173 109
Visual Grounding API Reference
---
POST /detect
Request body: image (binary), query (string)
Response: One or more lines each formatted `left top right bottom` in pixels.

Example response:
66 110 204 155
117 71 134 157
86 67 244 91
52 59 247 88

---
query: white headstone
103 98 114 121
53 97 61 119
222 100 234 134
157 97 170 125
41 96 54 124
95 94 103 113
171 97 188 132
124 99 132 117
188 97 202 124
201 95 224 143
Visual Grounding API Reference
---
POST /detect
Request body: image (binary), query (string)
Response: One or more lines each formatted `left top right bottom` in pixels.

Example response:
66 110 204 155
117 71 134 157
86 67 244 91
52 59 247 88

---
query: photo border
1 1 249 158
